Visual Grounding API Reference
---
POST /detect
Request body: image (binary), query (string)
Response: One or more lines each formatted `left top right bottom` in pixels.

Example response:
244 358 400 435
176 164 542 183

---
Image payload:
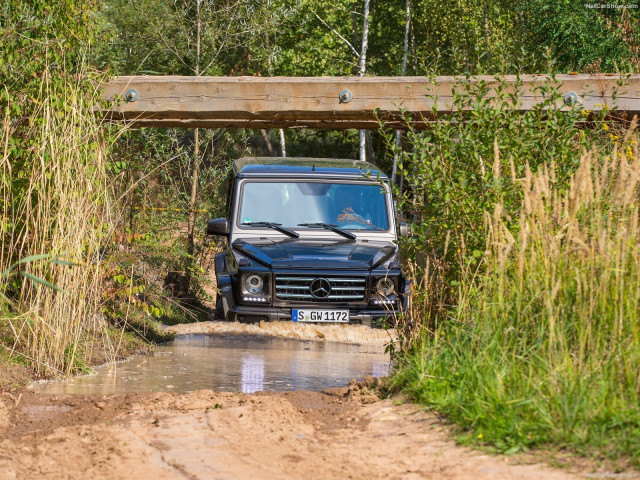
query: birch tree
279 129 287 157
264 27 288 157
358 0 370 162
313 1 371 161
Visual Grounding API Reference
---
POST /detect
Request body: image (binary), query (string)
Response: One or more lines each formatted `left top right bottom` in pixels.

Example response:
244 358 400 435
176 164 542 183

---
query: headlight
244 274 264 294
376 277 395 296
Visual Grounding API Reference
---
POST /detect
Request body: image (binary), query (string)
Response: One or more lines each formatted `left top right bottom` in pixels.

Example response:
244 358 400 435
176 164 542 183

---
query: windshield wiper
241 221 299 238
297 222 356 240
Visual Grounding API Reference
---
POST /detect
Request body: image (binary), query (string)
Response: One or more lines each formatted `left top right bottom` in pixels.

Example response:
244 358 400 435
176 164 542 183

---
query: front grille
275 275 366 302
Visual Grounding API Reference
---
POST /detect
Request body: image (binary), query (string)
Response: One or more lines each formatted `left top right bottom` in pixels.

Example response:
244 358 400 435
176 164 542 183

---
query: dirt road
0 382 581 480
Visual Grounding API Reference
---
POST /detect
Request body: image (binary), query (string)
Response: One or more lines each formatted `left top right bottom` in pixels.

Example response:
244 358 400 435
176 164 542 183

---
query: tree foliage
521 0 639 72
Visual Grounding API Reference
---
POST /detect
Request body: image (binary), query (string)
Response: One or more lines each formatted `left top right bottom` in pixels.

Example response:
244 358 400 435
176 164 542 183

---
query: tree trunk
392 0 410 189
128 165 135 248
358 0 370 162
260 129 276 156
188 127 200 256
350 5 359 74
187 0 202 256
279 129 287 157
265 33 286 159
401 0 410 76
365 130 375 163
484 0 491 66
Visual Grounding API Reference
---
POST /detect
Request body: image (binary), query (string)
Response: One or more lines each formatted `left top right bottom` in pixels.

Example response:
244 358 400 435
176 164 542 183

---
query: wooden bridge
102 74 640 130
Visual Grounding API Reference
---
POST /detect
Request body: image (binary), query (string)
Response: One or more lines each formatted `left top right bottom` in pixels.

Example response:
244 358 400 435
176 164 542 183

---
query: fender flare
214 252 235 319
214 252 226 276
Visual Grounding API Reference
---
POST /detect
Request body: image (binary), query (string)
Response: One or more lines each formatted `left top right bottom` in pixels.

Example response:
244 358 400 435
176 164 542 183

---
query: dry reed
1 67 117 376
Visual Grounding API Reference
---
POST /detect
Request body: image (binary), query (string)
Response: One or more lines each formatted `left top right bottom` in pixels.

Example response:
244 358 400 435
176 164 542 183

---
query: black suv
206 157 410 327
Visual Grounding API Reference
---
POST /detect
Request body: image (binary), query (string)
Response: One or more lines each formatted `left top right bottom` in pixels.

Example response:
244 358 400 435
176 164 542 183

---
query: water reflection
32 334 390 395
241 355 265 394
371 363 388 378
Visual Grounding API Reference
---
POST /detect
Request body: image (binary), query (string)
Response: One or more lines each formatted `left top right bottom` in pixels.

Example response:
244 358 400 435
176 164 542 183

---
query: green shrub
393 75 608 274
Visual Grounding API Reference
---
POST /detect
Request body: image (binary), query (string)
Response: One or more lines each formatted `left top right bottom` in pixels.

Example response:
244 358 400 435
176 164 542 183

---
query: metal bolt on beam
125 88 138 102
339 89 352 103
564 91 578 105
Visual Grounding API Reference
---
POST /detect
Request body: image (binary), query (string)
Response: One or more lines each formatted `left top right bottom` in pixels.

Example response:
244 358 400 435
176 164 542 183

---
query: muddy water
31 334 390 395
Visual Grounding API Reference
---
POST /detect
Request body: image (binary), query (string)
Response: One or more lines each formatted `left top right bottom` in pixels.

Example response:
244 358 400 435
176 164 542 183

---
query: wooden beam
102 75 640 130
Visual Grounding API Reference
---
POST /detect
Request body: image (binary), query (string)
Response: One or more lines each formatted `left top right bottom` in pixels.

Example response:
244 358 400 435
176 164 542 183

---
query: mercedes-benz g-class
206 157 410 327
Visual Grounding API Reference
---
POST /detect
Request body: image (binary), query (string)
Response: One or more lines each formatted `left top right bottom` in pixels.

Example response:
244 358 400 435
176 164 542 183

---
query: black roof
232 157 388 180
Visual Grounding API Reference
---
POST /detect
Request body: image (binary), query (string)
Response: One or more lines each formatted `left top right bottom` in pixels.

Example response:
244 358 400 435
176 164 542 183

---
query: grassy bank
391 139 640 465
0 327 153 391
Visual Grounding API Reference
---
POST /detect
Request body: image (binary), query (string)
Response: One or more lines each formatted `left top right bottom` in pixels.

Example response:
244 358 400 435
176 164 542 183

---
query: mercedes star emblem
309 278 331 299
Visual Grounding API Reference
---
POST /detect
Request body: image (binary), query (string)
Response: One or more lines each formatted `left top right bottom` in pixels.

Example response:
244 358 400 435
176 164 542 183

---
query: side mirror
399 222 411 237
206 218 229 236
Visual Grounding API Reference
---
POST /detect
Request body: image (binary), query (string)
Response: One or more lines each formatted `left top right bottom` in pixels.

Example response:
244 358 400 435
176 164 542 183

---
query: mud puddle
30 333 390 395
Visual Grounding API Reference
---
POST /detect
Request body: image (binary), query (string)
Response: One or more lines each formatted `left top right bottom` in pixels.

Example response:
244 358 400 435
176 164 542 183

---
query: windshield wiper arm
242 221 299 238
297 222 356 240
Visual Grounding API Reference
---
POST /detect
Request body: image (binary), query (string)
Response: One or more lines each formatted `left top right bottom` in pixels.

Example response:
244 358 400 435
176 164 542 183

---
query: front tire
214 296 225 320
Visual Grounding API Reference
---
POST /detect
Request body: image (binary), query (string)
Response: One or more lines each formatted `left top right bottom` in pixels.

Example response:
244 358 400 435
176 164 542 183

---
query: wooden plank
102 74 640 129
105 118 409 129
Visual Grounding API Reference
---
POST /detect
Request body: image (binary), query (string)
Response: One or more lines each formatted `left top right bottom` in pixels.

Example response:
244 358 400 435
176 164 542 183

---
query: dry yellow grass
1 68 119 376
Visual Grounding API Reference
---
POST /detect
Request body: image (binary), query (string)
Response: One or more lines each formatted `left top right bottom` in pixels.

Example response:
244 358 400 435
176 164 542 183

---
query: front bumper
227 305 398 327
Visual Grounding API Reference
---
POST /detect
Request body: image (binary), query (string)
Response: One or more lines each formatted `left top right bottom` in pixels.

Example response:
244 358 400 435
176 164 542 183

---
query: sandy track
0 384 581 480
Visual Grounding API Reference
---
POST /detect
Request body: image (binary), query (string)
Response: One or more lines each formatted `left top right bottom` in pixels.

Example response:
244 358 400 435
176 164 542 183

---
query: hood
232 238 396 270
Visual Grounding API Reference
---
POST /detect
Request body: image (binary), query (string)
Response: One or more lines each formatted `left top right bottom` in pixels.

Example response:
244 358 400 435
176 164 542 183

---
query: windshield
238 181 390 231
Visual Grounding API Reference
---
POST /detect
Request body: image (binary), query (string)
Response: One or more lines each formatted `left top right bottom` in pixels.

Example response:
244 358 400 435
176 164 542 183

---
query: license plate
292 309 349 323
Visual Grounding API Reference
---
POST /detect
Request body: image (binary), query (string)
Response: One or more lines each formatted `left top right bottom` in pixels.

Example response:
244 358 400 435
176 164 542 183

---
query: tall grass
0 66 116 376
392 134 640 463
